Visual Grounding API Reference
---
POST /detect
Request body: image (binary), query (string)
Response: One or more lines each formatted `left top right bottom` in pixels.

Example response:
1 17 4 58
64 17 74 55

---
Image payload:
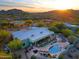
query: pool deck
38 42 69 51
27 41 69 59
37 42 69 59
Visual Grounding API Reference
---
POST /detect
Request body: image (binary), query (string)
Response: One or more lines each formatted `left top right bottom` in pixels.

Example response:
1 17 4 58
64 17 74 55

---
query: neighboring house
10 21 26 29
64 23 79 28
12 27 54 48
64 23 79 32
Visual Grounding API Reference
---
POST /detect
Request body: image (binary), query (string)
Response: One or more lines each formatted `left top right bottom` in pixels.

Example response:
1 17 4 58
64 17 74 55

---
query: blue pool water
49 44 61 54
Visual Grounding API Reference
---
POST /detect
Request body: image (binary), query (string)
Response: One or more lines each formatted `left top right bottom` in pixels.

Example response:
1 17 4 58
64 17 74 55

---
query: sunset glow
53 0 76 10
0 0 79 12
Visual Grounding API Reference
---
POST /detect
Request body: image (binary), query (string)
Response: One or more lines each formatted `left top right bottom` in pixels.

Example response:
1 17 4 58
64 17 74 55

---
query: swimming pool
49 44 62 54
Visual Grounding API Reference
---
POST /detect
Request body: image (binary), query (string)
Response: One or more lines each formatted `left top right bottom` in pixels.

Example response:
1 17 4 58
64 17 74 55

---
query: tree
48 22 67 33
31 55 37 59
61 29 74 37
25 20 33 27
68 35 78 44
0 30 12 50
54 23 67 30
76 28 79 34
48 21 59 28
49 26 60 33
37 21 45 27
8 38 22 51
58 54 64 59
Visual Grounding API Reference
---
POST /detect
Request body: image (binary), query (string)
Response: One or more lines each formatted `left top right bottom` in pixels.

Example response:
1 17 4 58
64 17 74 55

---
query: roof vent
40 31 43 34
31 34 34 37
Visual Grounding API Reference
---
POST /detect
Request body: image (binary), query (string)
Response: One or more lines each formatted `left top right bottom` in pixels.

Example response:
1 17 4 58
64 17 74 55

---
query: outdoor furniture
33 50 38 54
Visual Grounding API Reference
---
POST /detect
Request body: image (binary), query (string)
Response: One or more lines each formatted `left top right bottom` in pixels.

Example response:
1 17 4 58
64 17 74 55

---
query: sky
0 0 79 12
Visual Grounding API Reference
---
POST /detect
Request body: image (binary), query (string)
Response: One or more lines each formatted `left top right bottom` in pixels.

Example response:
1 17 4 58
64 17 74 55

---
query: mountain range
0 9 79 23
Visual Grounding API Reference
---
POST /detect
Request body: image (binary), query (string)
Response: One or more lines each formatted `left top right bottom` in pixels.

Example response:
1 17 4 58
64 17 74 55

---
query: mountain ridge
0 9 79 23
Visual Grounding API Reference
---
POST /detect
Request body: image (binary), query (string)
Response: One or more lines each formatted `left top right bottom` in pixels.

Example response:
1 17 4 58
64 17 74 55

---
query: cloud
0 2 36 8
0 0 48 9
0 0 14 2
0 0 41 8
0 0 79 12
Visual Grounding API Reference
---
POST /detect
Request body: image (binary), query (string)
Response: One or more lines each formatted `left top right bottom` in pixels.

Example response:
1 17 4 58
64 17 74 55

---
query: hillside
0 9 79 23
